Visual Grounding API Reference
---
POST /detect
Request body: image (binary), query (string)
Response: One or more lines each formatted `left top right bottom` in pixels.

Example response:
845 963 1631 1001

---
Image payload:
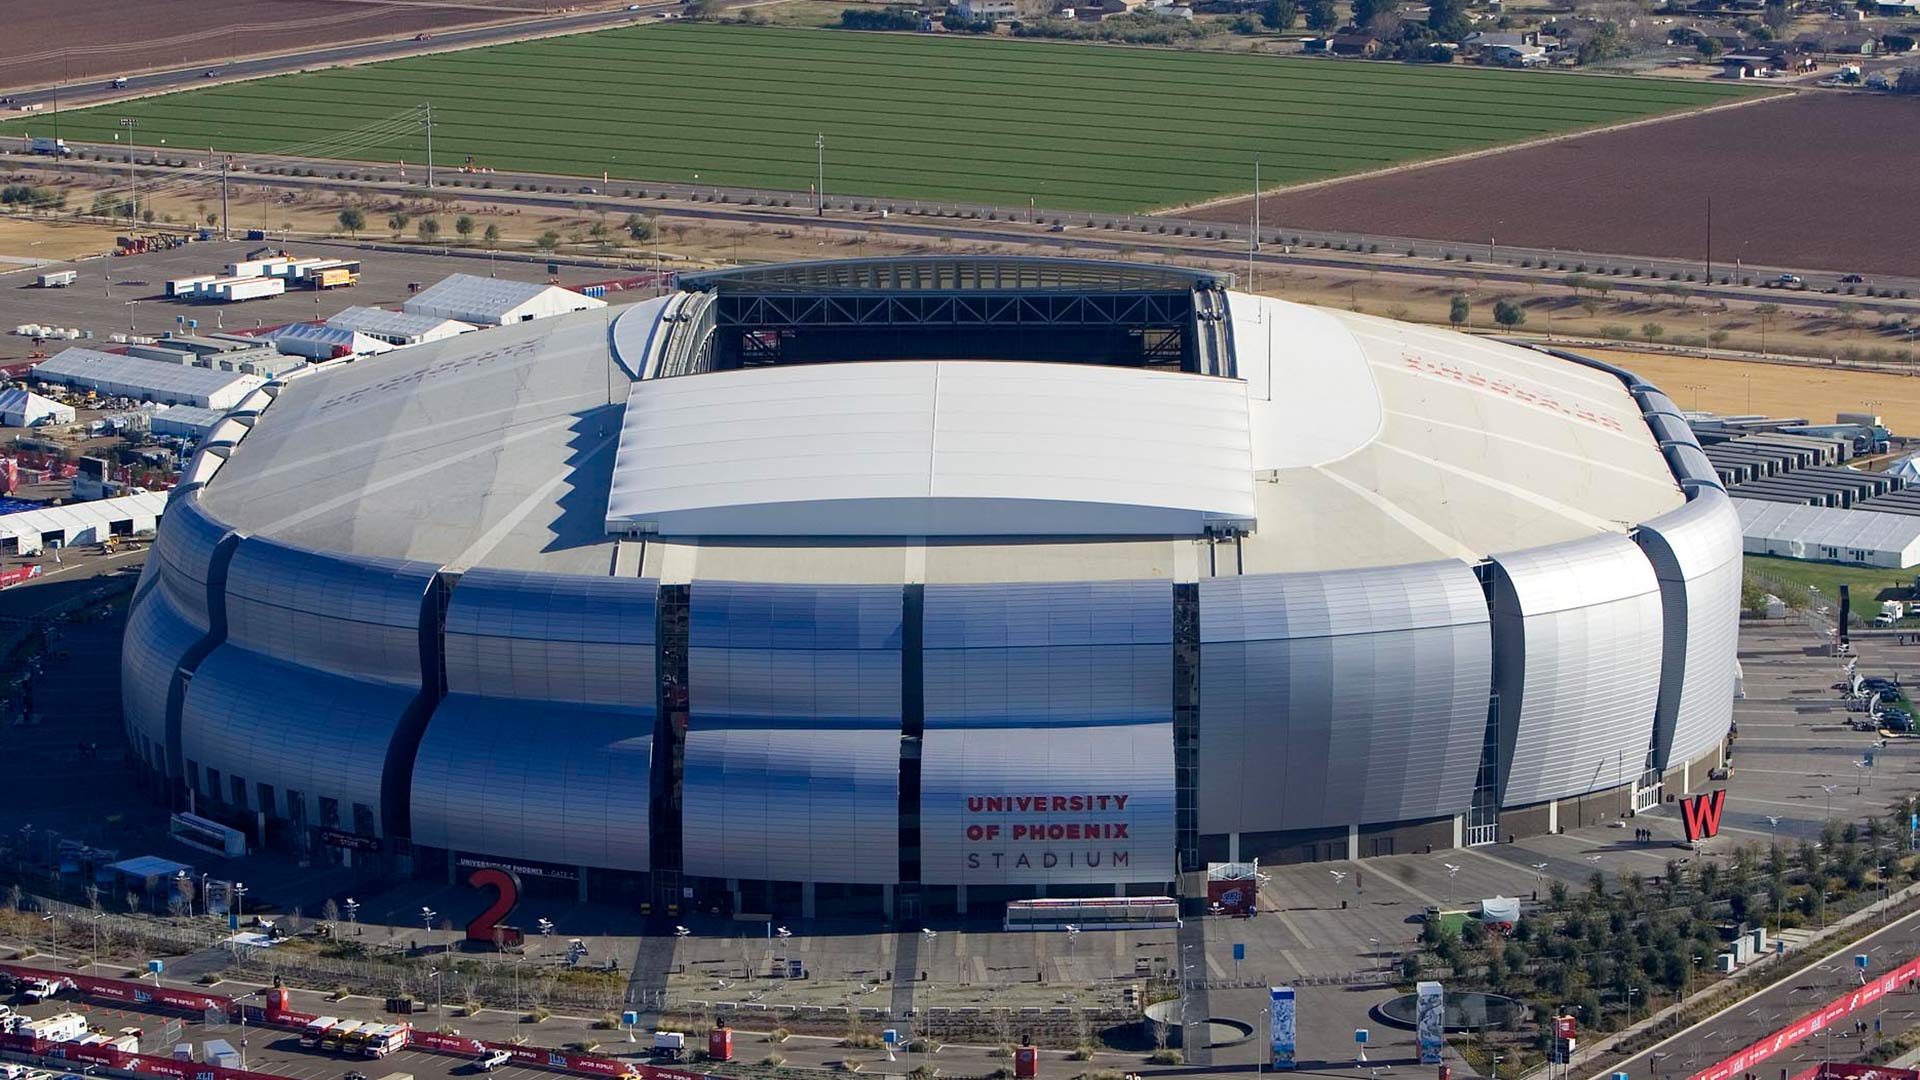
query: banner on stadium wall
1270 986 1296 1070
1685 951 1920 1080
1416 981 1446 1064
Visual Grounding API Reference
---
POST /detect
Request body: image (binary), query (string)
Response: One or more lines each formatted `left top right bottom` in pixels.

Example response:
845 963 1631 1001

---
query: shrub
1148 1049 1184 1065
836 1058 865 1073
760 1054 786 1067
991 1043 1016 1057
594 1013 619 1030
842 1032 884 1050
1069 1044 1096 1060
767 1027 791 1043
525 1007 550 1023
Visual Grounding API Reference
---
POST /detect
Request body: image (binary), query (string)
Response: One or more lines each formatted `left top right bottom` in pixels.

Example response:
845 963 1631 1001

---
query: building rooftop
326 305 476 339
33 347 266 402
402 273 604 321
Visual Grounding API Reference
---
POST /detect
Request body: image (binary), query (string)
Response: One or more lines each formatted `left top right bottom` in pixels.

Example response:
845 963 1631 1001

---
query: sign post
1234 943 1245 982
1355 1027 1370 1064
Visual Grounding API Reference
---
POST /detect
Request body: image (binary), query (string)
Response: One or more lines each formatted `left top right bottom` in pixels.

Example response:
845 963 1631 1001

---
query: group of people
1632 827 1658 843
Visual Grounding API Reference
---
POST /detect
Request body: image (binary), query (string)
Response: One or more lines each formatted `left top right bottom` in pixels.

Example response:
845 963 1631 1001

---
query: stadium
120 256 1739 919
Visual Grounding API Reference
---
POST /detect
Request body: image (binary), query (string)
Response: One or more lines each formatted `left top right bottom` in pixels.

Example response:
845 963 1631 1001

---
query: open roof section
677 256 1234 295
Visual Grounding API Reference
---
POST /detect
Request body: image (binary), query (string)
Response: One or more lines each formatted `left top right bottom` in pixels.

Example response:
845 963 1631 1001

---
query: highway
13 139 1920 319
0 3 676 103
1600 907 1920 1080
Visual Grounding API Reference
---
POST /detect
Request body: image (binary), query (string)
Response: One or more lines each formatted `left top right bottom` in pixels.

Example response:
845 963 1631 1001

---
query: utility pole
118 117 137 222
815 133 825 217
1705 196 1713 284
1250 154 1260 293
423 103 434 190
220 155 231 241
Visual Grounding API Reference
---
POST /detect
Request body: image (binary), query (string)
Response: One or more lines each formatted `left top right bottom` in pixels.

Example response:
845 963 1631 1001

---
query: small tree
455 214 475 241
1697 36 1724 59
483 223 501 245
1494 298 1526 329
417 217 441 243
1305 0 1339 31
1642 321 1665 344
86 884 102 912
625 213 655 242
388 211 411 239
1260 0 1298 28
338 206 365 238
1449 293 1471 327
535 230 561 252
321 898 340 926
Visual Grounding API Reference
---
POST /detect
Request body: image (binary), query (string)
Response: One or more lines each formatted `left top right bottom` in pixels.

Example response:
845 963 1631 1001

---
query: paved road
13 143 1920 319
0 4 675 101
1604 906 1920 1080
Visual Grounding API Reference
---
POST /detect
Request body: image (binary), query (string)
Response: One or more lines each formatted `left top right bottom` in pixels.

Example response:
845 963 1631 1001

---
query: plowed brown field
1189 93 1920 277
2 0 551 91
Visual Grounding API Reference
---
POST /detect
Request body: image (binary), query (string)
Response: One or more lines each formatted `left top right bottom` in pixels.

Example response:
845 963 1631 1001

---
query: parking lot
0 240 660 363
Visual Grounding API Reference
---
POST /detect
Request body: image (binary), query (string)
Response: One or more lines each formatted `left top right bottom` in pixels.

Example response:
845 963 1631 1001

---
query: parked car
1839 274 1865 283
477 1051 512 1072
1772 273 1803 287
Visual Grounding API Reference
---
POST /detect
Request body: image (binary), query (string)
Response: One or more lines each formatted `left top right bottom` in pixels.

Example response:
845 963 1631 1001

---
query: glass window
257 783 276 818
231 775 248 809
320 796 341 829
206 768 222 801
352 803 377 838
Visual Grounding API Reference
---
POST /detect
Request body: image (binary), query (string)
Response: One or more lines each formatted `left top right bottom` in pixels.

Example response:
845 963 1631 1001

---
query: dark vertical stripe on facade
653 583 691 888
1173 582 1201 875
899 584 924 890
164 529 241 795
381 570 454 840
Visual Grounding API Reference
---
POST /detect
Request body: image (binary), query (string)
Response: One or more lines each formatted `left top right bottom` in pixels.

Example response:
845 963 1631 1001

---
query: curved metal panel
408 568 657 871
180 647 407 826
443 569 656 707
152 494 233 631
411 696 651 871
1645 413 1696 448
1636 490 1742 770
1197 561 1490 834
920 581 1173 887
1664 444 1724 490
1491 533 1664 807
682 583 900 884
1635 389 1684 418
223 537 435 685
120 585 200 769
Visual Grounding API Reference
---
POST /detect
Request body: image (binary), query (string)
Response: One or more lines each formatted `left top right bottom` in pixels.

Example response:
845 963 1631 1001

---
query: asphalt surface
11 145 1920 316
1608 906 1920 1080
0 5 676 102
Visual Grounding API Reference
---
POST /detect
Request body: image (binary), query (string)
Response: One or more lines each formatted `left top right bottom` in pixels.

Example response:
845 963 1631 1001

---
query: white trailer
166 275 217 298
35 271 78 289
202 277 286 302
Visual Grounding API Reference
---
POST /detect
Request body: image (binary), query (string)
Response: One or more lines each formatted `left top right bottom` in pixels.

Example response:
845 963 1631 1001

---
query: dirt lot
1584 346 1920 435
1190 93 1920 278
0 216 127 262
0 0 562 91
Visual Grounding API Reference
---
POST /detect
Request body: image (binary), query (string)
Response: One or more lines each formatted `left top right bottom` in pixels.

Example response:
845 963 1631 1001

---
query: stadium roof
605 360 1256 537
195 278 1683 582
679 256 1232 294
33 348 266 409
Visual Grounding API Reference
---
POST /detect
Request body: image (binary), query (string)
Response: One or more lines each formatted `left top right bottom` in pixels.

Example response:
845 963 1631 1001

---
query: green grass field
15 23 1767 212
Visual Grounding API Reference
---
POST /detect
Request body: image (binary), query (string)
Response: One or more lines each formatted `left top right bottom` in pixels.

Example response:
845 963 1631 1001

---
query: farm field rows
1191 93 1920 276
13 22 1765 212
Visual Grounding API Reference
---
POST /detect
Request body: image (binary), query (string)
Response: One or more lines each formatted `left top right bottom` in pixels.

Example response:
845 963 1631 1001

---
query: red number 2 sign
466 867 526 948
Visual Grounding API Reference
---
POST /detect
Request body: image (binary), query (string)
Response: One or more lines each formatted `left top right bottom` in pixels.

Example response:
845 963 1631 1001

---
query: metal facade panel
120 584 200 761
1636 491 1742 770
923 581 1171 727
1492 533 1664 806
1196 562 1490 834
920 581 1173 886
682 583 900 884
180 647 407 829
920 725 1175 886
223 538 435 686
444 569 657 707
153 494 232 630
410 696 652 871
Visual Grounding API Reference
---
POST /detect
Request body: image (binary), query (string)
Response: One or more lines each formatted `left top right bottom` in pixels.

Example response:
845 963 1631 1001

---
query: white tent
1889 455 1920 484
0 388 75 428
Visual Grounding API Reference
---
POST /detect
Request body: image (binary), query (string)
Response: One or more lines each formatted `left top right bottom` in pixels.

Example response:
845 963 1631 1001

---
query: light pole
232 882 246 924
814 133 825 217
1824 784 1839 823
921 927 938 1067
537 917 553 957
345 898 359 935
422 906 437 950
176 870 192 919
513 956 526 1009
90 911 102 971
428 968 442 1016
1443 863 1461 906
118 117 138 221
42 912 56 955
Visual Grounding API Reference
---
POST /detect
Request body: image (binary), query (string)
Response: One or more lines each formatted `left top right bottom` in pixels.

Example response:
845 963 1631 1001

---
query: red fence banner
1788 1065 1920 1080
0 962 725 1080
1685 953 1920 1080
